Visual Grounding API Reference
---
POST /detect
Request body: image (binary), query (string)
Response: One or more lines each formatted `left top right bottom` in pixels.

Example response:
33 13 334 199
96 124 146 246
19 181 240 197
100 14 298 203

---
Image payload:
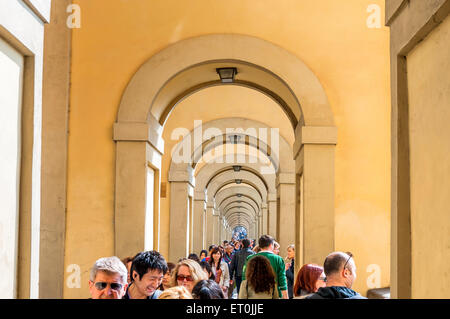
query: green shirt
241 251 287 298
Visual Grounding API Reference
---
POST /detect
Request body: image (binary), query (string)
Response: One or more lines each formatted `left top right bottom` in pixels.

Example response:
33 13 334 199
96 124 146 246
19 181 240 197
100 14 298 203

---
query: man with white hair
305 251 366 299
89 256 128 299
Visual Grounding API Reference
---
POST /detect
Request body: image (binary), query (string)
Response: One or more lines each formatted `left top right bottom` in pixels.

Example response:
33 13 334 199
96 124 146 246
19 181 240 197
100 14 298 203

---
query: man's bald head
323 252 354 277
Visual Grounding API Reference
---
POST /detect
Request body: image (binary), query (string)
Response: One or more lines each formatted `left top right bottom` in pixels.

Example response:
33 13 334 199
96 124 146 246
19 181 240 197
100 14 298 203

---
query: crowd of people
88 235 366 299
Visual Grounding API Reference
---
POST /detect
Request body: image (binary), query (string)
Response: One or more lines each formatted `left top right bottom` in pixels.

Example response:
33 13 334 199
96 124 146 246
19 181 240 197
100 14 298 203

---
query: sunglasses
93 281 123 291
177 275 193 282
343 252 353 270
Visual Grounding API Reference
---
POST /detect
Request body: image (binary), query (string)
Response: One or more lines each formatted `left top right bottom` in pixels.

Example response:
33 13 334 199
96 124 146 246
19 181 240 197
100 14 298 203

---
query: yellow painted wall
407 15 450 299
65 0 390 298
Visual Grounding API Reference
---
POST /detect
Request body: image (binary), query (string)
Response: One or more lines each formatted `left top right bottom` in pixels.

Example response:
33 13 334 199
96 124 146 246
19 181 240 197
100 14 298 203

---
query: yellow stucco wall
65 0 390 298
407 14 450 299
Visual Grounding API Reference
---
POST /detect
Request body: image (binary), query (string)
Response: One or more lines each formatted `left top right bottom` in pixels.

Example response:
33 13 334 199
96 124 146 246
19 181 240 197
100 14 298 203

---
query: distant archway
114 34 337 266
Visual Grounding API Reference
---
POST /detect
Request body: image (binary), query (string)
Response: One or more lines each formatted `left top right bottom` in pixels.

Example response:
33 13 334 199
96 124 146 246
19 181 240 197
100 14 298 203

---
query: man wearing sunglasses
89 256 128 299
305 251 366 299
124 250 168 299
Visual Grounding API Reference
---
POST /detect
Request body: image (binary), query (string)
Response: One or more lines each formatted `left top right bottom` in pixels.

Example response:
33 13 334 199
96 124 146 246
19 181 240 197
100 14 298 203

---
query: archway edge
117 34 334 127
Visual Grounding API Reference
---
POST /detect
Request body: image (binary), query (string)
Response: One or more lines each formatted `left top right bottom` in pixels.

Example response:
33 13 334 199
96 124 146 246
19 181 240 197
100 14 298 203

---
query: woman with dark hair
199 250 208 261
238 255 279 299
191 280 225 299
200 261 215 281
293 264 326 299
188 253 200 263
158 262 176 291
208 247 230 297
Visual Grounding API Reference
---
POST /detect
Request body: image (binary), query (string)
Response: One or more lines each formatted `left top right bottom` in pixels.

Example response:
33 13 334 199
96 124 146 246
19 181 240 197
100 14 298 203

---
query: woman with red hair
293 264 327 298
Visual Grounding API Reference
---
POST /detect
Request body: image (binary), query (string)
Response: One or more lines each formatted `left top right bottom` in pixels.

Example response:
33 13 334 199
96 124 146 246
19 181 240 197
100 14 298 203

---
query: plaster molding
114 120 164 154
276 173 296 186
293 125 337 160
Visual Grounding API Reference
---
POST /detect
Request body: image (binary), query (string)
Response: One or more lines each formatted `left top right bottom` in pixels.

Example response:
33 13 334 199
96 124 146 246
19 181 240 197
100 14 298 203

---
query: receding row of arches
113 34 337 273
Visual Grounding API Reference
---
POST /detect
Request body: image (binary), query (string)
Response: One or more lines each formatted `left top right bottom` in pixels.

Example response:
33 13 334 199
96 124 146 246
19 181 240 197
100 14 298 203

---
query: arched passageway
114 34 337 271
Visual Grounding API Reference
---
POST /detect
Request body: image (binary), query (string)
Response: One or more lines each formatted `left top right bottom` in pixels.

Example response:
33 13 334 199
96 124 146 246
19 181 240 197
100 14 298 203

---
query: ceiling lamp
232 165 241 172
216 67 238 83
235 179 242 184
228 134 241 144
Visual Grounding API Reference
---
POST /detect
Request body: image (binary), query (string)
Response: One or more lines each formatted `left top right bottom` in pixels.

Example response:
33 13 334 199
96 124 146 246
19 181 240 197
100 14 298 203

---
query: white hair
90 256 128 284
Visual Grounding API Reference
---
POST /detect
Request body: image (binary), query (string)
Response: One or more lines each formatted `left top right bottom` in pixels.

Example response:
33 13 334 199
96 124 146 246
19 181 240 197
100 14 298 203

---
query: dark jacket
305 286 366 299
285 259 295 299
230 248 255 279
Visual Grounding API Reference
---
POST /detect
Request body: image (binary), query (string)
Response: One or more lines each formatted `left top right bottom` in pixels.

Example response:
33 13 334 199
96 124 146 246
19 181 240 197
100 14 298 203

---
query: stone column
206 205 214 248
262 205 268 235
249 220 256 240
39 0 72 299
276 173 296 254
218 215 223 244
294 125 336 270
259 211 263 237
212 210 220 245
202 209 207 250
267 193 277 238
168 182 193 261
115 121 163 262
168 165 194 262
193 197 205 255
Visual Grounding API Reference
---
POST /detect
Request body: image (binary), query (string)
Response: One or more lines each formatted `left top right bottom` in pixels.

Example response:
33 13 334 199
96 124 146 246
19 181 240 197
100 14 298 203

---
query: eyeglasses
94 282 123 291
343 252 353 270
319 276 327 282
177 275 193 282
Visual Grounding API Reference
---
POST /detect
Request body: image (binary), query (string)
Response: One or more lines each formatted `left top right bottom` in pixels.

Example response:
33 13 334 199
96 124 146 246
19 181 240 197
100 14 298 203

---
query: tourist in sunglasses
88 256 128 299
305 251 366 299
171 259 208 293
123 250 168 299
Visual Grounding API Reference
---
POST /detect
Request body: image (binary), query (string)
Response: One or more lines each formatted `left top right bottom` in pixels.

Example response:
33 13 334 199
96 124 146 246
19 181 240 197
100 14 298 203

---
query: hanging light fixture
216 67 238 83
235 179 242 184
232 165 241 172
228 134 241 144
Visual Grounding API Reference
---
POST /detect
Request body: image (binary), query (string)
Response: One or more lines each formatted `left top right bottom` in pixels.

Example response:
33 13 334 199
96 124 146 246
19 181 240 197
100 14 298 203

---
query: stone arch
207 170 268 202
168 118 286 257
193 158 276 245
216 186 262 232
114 34 337 265
220 197 258 217
116 34 334 127
169 117 294 173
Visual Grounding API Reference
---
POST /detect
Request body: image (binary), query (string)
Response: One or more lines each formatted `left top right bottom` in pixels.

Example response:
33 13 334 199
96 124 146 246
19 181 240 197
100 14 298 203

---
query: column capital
114 116 165 154
293 125 337 160
194 191 206 201
276 172 296 186
268 192 277 202
168 164 195 187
